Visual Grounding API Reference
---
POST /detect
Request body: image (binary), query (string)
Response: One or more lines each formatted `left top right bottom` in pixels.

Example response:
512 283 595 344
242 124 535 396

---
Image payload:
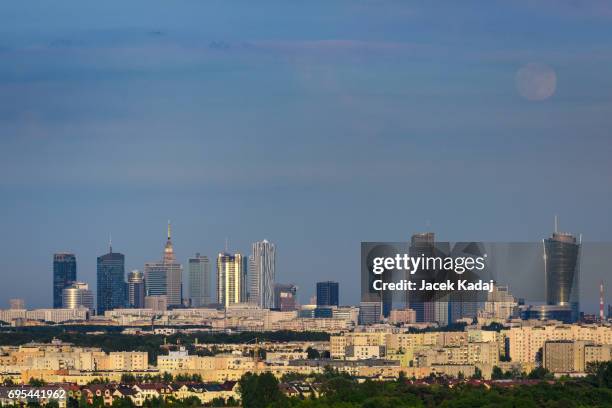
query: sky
0 0 611 312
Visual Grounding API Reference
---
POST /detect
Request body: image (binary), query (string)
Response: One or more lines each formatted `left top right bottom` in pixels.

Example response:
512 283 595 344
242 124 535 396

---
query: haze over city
1 0 611 311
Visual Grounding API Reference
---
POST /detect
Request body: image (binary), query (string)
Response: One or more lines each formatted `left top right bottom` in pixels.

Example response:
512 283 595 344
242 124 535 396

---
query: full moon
515 63 557 101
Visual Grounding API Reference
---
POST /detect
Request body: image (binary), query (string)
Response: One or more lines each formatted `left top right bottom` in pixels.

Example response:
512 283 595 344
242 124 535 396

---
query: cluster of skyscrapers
360 220 582 325
52 223 286 315
51 219 583 325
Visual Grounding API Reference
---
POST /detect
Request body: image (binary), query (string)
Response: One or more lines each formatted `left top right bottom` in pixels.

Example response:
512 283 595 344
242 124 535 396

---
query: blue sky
0 1 611 311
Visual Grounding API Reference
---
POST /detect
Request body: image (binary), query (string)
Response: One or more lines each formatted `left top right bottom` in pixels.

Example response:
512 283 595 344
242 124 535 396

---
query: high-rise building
144 222 183 308
97 242 126 315
53 253 77 308
408 232 436 323
274 283 298 311
216 252 245 308
247 255 256 303
543 221 581 323
249 240 276 308
62 282 94 313
316 281 339 307
188 253 211 307
127 270 145 309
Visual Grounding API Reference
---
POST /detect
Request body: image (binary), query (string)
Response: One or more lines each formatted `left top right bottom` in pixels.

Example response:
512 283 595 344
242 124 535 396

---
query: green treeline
239 362 612 408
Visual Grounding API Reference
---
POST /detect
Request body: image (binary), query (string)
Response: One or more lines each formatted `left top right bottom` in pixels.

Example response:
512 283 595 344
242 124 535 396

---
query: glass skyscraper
249 240 276 309
53 252 77 308
316 281 339 307
127 270 145 308
97 243 126 315
408 232 436 323
188 253 211 307
544 230 581 322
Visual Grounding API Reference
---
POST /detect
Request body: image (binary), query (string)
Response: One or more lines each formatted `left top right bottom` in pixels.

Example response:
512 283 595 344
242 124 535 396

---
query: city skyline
6 220 611 314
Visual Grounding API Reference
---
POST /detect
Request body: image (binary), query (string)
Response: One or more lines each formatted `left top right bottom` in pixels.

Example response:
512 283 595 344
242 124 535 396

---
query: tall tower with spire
163 220 176 263
144 222 183 307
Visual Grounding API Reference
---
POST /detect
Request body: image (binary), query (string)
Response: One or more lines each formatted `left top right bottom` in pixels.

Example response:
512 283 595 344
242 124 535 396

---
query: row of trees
238 362 612 408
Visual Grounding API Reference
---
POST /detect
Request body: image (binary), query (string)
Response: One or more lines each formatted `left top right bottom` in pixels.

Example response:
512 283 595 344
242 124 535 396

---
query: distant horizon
10 224 610 315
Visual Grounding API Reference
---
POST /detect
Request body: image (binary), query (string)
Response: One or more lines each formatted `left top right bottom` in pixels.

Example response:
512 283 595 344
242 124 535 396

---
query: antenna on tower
554 215 558 233
109 233 113 253
167 220 171 240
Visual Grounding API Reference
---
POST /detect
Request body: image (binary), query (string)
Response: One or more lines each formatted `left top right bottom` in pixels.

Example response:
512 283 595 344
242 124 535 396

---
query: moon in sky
515 63 557 101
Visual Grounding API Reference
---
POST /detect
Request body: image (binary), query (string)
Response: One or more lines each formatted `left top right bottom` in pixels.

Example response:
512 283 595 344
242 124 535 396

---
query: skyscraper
544 221 581 322
144 222 183 307
189 253 211 307
247 255 256 303
408 232 436 323
62 282 94 313
217 252 245 308
127 270 145 308
97 242 126 315
249 240 276 308
316 281 339 307
53 253 77 308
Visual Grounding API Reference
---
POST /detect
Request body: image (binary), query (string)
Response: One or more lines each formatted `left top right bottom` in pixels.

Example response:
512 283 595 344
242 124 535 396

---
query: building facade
274 283 298 311
53 253 77 308
216 253 246 308
127 270 145 309
316 281 339 307
62 282 94 313
188 253 211 307
97 245 126 315
249 240 276 308
544 229 581 323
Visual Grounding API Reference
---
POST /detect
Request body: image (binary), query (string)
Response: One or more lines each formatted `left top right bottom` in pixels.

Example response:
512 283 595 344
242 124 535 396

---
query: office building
408 233 436 323
316 281 339 307
188 253 211 307
62 282 94 313
217 252 246 308
97 242 126 315
144 222 183 307
247 255 255 303
274 283 297 311
127 270 145 309
53 253 77 308
543 221 581 323
249 240 276 308
358 301 382 325
144 295 168 312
